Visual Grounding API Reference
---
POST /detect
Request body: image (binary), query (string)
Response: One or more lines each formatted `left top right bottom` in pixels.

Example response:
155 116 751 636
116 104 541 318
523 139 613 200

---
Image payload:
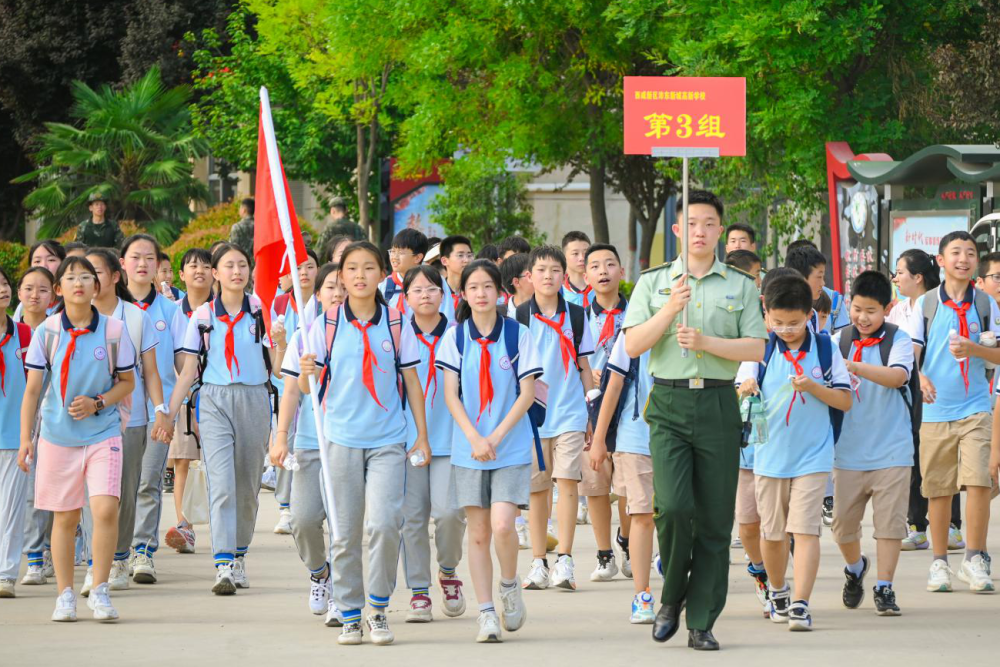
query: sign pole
680 156 689 358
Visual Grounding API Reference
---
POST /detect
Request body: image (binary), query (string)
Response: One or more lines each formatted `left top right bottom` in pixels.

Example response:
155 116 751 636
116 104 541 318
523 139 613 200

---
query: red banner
624 77 746 156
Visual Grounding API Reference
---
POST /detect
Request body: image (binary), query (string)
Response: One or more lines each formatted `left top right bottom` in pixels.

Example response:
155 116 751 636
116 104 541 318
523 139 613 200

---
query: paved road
2 491 997 665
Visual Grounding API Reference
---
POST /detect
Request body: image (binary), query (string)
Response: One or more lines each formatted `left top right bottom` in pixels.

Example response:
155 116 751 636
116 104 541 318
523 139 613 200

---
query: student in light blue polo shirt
168 244 276 597
439 235 473 322
19 256 136 623
751 274 851 632
831 271 915 616
272 262 343 621
521 245 595 594
589 335 656 625
910 231 1000 594
581 243 629 582
397 265 466 623
119 235 186 582
561 231 593 308
436 259 540 643
297 241 430 646
379 228 428 317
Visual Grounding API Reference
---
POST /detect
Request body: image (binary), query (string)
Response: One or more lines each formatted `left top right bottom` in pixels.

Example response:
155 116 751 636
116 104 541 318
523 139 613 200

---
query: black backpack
587 356 641 453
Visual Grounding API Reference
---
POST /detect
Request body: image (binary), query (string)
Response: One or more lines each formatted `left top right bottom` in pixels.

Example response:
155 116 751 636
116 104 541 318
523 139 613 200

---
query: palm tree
14 67 209 243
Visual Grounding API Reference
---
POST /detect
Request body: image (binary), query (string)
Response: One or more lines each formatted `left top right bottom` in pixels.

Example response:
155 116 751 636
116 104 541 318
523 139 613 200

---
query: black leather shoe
652 604 682 643
688 629 720 651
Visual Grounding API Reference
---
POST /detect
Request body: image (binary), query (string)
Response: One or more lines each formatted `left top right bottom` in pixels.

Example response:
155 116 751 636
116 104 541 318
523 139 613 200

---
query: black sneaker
163 467 175 494
822 496 834 527
873 585 900 616
842 554 870 609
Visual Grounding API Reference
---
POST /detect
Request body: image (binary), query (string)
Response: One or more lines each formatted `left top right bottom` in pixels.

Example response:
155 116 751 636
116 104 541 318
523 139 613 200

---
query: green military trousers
645 382 741 631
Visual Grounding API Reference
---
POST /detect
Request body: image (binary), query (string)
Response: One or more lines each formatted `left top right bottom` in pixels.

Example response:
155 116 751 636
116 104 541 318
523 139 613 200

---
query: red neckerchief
415 332 440 405
534 311 577 376
783 349 807 425
475 337 494 422
61 328 92 404
390 273 406 312
217 310 245 380
451 290 461 312
351 320 387 410
0 331 11 396
564 276 592 308
942 298 971 395
594 299 624 349
850 337 882 401
136 289 156 312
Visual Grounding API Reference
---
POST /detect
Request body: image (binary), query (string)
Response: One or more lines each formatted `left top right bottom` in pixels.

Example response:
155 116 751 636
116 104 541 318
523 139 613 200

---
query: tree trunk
627 204 638 281
356 121 369 238
588 159 610 244
638 210 656 271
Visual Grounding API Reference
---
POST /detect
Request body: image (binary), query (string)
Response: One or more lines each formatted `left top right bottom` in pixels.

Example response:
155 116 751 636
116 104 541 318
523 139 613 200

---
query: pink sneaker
406 593 433 622
439 574 467 617
165 523 196 554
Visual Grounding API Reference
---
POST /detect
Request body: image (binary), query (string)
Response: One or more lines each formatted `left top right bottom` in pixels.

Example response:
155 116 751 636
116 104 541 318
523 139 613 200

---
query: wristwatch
94 395 106 415
154 403 169 415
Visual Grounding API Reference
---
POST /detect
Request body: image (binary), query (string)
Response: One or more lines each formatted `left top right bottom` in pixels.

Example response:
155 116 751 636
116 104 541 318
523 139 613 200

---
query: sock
515 516 526 526
616 532 630 551
749 561 765 574
876 580 892 589
769 582 788 594
597 549 613 560
845 558 865 577
933 554 948 564
500 577 517 589
966 549 984 562
479 602 495 613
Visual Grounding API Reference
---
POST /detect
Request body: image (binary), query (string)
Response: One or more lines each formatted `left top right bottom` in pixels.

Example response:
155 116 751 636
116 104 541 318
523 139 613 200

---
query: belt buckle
689 378 704 389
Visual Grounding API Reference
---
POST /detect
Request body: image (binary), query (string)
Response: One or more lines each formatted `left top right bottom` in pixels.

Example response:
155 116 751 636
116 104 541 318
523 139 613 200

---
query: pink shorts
34 436 123 511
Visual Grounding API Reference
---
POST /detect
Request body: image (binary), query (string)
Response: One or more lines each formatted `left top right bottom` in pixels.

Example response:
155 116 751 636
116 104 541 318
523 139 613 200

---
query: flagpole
259 86 340 541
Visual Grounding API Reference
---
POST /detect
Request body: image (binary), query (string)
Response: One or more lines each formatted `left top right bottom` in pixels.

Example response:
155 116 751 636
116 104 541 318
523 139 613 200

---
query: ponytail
87 248 135 303
900 249 940 292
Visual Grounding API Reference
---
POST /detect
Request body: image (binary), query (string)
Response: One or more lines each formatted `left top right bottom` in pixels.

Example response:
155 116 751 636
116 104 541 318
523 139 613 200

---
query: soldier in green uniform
623 190 767 651
229 198 256 260
75 192 125 250
313 196 365 259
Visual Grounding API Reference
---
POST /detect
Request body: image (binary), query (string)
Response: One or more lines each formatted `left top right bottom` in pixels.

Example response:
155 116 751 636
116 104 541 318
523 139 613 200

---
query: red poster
623 77 746 156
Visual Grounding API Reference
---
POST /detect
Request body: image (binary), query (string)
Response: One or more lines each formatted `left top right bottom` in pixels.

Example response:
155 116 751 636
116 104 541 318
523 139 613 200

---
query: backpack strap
837 324 855 361
316 304 343 404
501 317 546 472
385 305 405 407
974 288 993 336
756 332 778 387
921 289 940 348
567 301 585 370
42 315 62 371
515 301 530 327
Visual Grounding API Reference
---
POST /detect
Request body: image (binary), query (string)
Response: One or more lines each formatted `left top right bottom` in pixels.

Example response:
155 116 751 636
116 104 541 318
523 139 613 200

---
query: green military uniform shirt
229 216 255 260
75 219 125 250
622 257 767 380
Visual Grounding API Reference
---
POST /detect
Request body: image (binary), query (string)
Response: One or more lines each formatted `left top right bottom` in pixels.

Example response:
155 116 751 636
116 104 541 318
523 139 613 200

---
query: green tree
428 154 542 249
14 67 209 243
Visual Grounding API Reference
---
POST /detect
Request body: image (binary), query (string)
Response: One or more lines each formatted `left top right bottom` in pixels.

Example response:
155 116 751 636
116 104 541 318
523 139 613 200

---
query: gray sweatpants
199 383 271 560
401 455 466 590
132 435 170 555
1 451 28 579
115 425 150 559
328 441 405 614
275 466 292 509
290 448 330 573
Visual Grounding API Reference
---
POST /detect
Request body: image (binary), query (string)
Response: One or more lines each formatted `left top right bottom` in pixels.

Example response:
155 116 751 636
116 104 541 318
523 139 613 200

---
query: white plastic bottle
949 328 967 362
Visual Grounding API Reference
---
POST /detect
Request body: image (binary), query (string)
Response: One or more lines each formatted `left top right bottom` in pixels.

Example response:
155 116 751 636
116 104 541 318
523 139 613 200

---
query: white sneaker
498 578 526 631
233 556 249 588
927 559 954 592
551 554 577 591
80 567 93 598
325 600 345 627
309 574 332 615
515 520 529 550
957 555 995 593
108 559 130 591
41 550 55 578
0 578 15 598
274 509 293 535
590 553 618 582
476 610 502 643
338 620 363 645
616 530 632 579
212 564 237 595
577 501 589 525
132 552 157 584
87 582 119 622
439 573 467 617
406 593 433 622
731 536 743 549
366 613 394 645
51 587 77 622
522 558 550 590
20 564 46 586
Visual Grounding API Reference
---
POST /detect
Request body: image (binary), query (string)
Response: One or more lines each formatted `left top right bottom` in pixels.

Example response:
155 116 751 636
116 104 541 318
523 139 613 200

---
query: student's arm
790 376 852 412
589 371 623 471
990 395 1000 487
140 349 172 442
17 369 43 472
271 381 299 467
578 356 595 393
70 369 135 420
269 317 287 378
167 355 200 422
486 374 536 449
403 367 431 466
847 361 908 389
623 274 689 357
442 371 495 462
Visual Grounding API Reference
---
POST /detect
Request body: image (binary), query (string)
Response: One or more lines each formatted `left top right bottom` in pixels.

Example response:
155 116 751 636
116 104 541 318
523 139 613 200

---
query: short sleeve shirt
622 259 767 380
403 315 454 456
604 335 652 457
280 329 320 451
588 296 628 373
180 296 270 386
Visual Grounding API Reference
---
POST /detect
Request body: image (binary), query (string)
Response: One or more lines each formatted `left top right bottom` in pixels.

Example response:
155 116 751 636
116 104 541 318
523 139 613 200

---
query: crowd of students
0 199 996 646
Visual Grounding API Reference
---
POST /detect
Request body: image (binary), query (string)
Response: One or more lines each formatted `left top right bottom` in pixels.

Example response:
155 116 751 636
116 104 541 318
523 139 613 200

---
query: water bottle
749 395 768 445
282 453 300 472
410 450 427 466
949 329 967 362
160 280 171 297
981 331 997 369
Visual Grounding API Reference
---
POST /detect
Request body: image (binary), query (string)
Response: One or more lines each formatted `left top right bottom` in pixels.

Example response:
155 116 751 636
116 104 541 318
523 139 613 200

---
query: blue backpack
756 330 844 443
456 317 546 471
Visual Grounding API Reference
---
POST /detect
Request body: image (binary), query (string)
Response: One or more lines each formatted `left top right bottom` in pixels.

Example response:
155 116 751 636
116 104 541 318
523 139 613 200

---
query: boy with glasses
380 229 429 316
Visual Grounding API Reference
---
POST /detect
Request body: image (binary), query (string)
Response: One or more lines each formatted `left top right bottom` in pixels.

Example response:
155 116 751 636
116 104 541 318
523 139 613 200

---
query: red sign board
623 77 747 156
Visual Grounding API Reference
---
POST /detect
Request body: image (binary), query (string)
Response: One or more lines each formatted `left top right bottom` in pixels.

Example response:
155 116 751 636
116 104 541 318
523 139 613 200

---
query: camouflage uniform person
76 192 126 249
229 198 255 260
313 196 364 259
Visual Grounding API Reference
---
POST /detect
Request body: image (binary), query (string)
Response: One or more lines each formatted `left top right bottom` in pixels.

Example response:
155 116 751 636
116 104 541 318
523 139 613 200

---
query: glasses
984 273 1000 284
408 287 442 298
770 322 806 334
388 249 412 259
450 252 475 261
63 274 96 285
